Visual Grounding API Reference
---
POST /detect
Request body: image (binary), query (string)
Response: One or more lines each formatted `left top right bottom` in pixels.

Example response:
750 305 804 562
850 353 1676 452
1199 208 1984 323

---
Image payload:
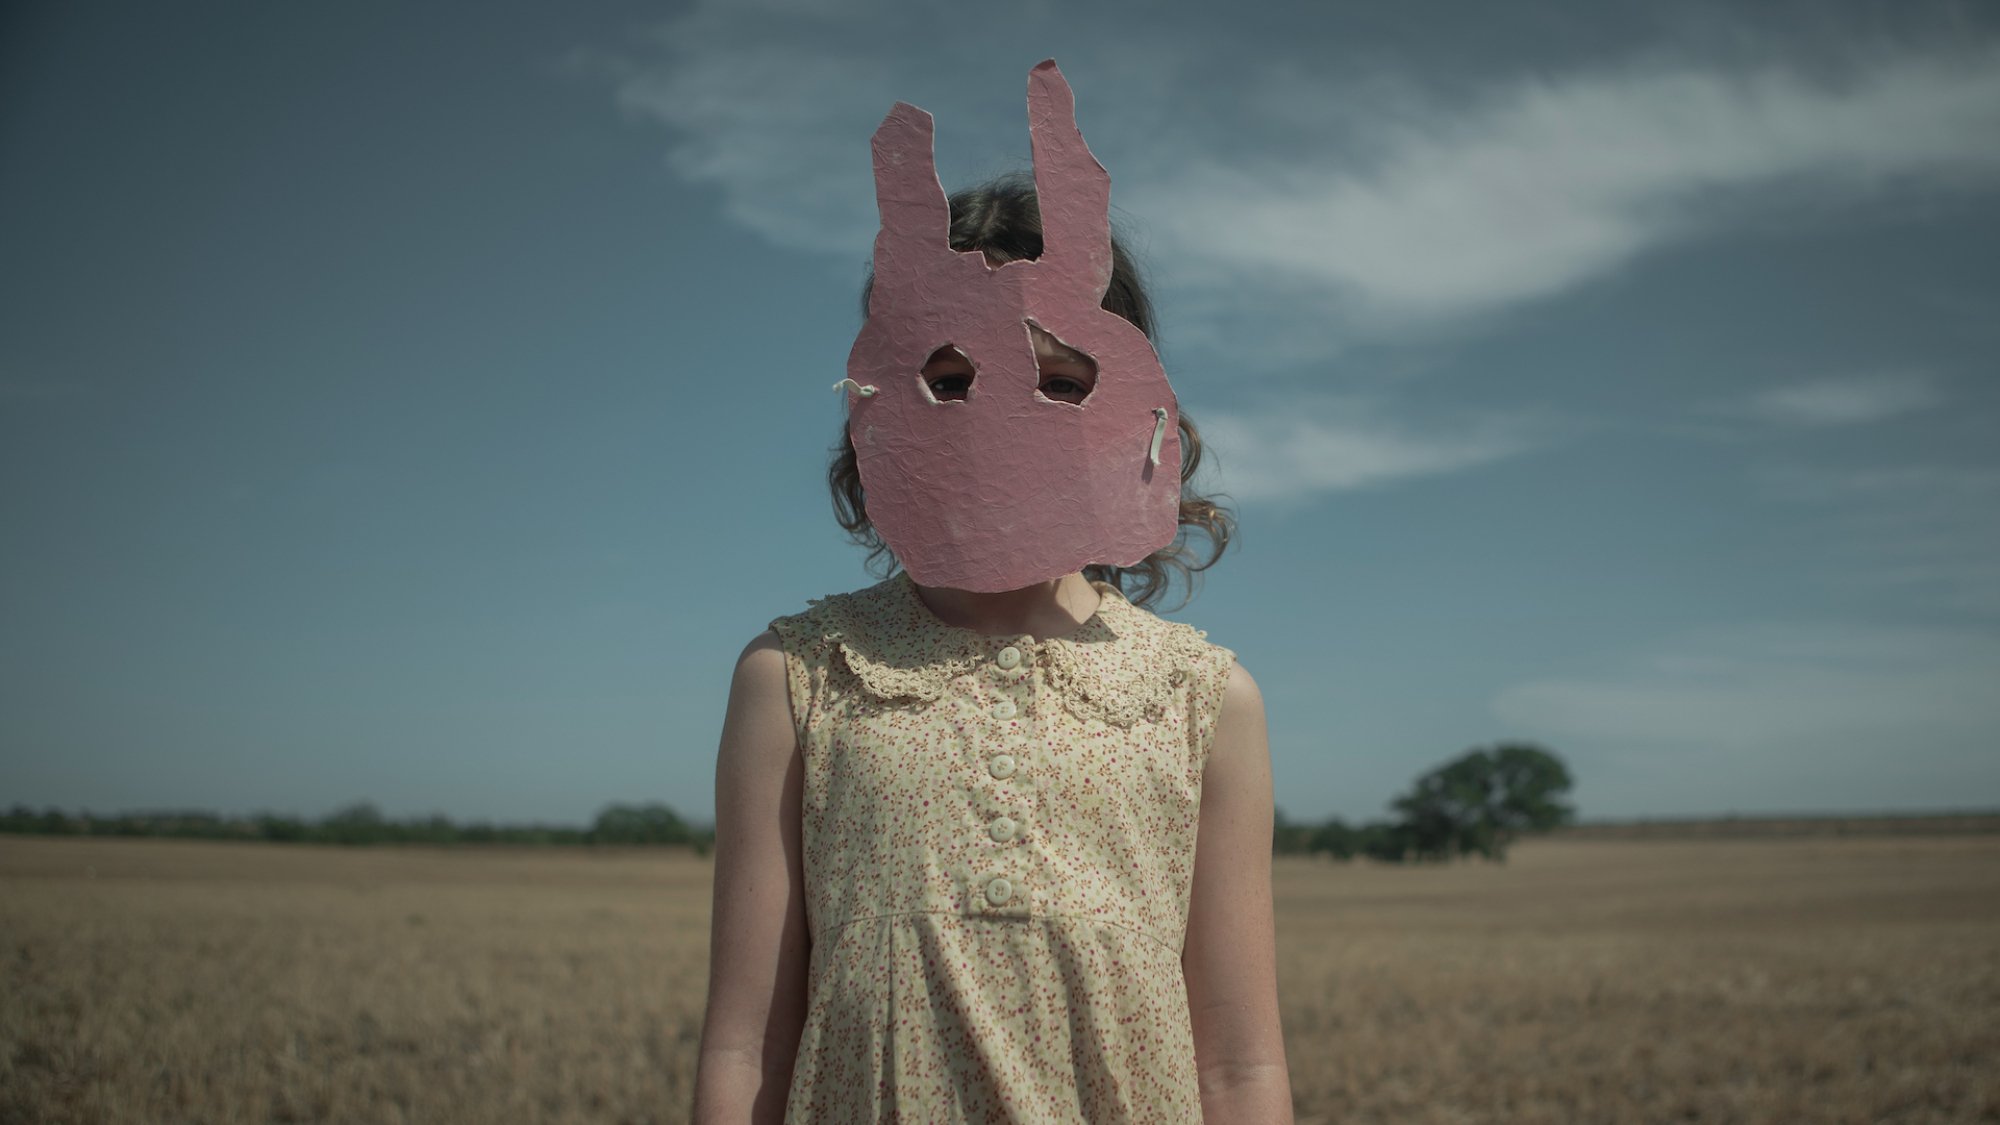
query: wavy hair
829 173 1232 611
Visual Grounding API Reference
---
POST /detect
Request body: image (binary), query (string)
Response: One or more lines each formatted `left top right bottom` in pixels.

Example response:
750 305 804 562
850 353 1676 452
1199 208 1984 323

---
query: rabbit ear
1026 59 1113 300
867 101 952 313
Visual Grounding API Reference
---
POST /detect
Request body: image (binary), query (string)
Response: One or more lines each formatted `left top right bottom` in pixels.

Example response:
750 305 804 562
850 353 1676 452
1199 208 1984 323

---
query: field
2 833 1995 1124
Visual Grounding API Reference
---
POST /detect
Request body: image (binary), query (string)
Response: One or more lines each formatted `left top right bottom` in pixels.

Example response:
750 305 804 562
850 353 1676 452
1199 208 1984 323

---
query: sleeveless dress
766 571 1238 1123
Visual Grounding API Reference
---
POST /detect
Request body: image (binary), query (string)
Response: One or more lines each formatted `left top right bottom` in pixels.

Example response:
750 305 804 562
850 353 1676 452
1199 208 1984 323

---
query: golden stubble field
2 834 1995 1124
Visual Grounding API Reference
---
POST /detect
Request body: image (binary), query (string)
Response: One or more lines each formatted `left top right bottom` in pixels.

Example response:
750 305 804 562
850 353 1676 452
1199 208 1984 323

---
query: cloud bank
569 10 2000 507
1141 45 2000 334
576 17 2000 340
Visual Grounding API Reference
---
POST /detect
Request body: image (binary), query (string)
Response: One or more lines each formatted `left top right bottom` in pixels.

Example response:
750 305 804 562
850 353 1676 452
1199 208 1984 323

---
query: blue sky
3 0 1997 827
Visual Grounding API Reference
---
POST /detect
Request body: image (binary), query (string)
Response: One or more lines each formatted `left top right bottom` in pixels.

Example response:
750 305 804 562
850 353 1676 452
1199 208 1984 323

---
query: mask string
1148 407 1169 466
833 378 878 397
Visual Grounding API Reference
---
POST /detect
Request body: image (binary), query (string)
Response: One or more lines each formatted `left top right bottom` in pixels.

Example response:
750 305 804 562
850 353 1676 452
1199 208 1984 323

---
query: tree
1357 820 1418 863
591 802 693 845
1388 743 1575 862
1272 807 1315 855
320 800 388 845
1306 818 1359 860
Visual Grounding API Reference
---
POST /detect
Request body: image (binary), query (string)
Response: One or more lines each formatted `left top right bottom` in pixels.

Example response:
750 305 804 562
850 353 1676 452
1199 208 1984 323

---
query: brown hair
829 173 1233 611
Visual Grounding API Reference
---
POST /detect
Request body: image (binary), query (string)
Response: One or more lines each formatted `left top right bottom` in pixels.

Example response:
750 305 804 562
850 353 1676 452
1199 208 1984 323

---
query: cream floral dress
766 571 1238 1123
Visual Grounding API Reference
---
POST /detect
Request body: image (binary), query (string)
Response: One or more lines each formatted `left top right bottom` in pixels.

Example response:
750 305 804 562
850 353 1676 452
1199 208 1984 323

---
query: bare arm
692 631 811 1124
1183 661 1294 1122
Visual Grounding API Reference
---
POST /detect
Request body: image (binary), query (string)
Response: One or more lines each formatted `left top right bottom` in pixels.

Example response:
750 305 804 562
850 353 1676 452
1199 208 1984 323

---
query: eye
926 374 972 401
1038 376 1090 404
1023 321 1098 405
1035 358 1097 406
919 345 974 403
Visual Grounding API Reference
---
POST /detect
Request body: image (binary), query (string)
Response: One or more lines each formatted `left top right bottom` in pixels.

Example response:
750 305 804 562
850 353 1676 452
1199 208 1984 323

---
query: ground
2 833 1995 1124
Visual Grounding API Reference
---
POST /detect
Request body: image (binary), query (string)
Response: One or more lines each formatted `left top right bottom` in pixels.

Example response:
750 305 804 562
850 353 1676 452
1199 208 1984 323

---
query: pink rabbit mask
840 59 1182 593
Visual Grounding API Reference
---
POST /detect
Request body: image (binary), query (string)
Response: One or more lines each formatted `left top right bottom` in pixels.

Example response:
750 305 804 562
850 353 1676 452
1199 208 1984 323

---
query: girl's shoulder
1053 584 1238 728
763 572 1235 727
764 573 974 705
1115 593 1235 664
764 574 905 652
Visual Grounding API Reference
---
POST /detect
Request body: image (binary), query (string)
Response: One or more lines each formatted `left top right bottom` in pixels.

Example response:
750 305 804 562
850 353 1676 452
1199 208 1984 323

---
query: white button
985 876 1013 905
988 816 1017 842
996 646 1022 669
988 754 1016 780
991 699 1017 720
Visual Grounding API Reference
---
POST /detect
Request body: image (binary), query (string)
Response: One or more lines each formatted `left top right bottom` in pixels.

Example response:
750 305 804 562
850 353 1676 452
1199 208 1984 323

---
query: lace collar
802 571 1214 728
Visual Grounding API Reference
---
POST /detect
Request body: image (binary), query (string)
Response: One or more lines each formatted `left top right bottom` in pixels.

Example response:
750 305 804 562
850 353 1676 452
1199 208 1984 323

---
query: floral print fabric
766 571 1237 1122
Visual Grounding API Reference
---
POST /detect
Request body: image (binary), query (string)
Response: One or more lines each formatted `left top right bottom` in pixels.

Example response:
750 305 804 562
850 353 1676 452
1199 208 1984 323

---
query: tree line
0 800 715 854
2 742 1576 863
1274 742 1575 863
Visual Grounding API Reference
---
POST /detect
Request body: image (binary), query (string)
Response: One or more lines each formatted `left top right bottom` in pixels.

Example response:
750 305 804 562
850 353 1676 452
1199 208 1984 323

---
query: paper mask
840 59 1182 593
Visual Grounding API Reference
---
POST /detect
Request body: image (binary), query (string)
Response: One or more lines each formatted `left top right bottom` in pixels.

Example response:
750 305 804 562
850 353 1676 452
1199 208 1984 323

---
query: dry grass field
2 833 1995 1124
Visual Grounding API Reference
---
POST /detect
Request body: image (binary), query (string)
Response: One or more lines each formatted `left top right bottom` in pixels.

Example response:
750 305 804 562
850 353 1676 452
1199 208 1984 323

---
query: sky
3 0 1997 828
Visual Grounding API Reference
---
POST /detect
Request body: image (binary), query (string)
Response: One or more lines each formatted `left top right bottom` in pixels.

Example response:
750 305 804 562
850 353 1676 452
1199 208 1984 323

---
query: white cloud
1137 45 2000 336
1492 621 2000 812
1194 395 1554 502
558 36 892 253
572 10 2000 354
1724 371 1943 427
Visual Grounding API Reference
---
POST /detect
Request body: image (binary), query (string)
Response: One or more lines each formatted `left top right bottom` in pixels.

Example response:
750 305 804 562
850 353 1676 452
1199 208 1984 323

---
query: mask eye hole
1036 363 1096 406
919 345 974 403
1026 322 1097 407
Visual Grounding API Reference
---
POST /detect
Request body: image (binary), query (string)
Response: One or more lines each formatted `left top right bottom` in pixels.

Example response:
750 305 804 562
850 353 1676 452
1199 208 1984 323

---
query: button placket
979 639 1032 878
984 638 1031 782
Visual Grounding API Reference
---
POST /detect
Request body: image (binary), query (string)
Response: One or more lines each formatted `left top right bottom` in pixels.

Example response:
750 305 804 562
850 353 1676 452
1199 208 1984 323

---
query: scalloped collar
808 571 1209 727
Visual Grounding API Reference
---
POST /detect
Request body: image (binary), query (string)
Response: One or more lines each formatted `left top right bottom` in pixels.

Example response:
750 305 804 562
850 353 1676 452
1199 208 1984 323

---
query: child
693 61 1291 1123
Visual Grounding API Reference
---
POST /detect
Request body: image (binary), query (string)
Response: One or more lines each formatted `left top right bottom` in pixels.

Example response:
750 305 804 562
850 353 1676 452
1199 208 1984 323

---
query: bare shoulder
1208 658 1270 778
728 624 788 688
734 629 786 680
1220 658 1264 713
720 630 793 742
